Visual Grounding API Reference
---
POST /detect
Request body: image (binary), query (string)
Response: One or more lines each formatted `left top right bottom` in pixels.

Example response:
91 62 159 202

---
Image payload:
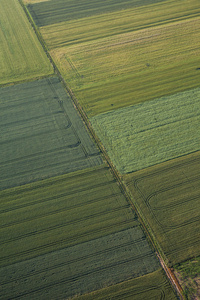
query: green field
27 0 168 27
0 165 162 299
28 0 200 117
124 151 200 266
0 227 160 299
75 269 178 300
91 88 200 173
0 77 102 190
0 165 139 267
0 0 53 85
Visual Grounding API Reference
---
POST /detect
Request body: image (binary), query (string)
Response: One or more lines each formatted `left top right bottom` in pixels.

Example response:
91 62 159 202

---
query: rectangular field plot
76 269 177 300
91 88 200 173
40 0 200 49
48 13 200 117
0 228 160 299
27 0 167 27
0 77 102 190
0 166 139 267
124 151 200 265
0 0 53 85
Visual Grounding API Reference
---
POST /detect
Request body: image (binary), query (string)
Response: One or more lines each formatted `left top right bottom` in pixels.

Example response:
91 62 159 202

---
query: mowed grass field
91 88 200 173
27 0 200 117
0 77 102 190
0 166 162 299
75 269 178 300
0 0 53 85
124 151 200 266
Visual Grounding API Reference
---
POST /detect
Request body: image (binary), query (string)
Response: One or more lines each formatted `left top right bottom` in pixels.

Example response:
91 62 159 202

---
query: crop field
0 166 139 267
40 0 200 49
0 0 53 85
27 0 168 27
0 77 102 190
75 269 178 300
26 0 200 117
124 151 200 266
91 88 200 173
0 165 162 299
0 227 160 299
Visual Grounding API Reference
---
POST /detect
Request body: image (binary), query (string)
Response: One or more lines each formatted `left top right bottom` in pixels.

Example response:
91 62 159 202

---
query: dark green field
125 151 200 266
0 77 102 190
0 166 162 299
75 269 178 300
0 227 160 299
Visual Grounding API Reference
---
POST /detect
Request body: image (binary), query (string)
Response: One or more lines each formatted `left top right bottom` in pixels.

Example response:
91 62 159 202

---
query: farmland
0 0 53 85
124 151 200 265
27 0 200 117
0 166 162 299
27 0 168 27
0 166 138 266
91 88 200 173
75 269 177 300
1 0 199 299
0 77 102 190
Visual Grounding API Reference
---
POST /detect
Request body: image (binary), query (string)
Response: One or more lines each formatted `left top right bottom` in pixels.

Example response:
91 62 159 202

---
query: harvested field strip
124 151 200 265
0 166 140 267
91 88 200 173
40 0 200 48
0 228 160 300
50 16 200 116
27 0 167 27
0 77 102 190
0 0 53 85
75 269 177 300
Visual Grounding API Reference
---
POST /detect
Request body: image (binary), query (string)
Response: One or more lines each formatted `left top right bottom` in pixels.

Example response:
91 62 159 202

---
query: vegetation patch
124 151 200 265
0 0 53 85
91 88 200 173
175 257 200 300
0 77 102 190
75 269 178 300
0 227 160 299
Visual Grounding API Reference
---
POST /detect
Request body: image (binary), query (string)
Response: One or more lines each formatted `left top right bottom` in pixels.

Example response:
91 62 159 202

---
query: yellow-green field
50 16 200 117
0 0 53 85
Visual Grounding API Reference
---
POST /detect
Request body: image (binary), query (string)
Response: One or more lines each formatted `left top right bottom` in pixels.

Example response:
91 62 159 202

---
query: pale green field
91 88 200 173
50 16 200 117
0 0 53 85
